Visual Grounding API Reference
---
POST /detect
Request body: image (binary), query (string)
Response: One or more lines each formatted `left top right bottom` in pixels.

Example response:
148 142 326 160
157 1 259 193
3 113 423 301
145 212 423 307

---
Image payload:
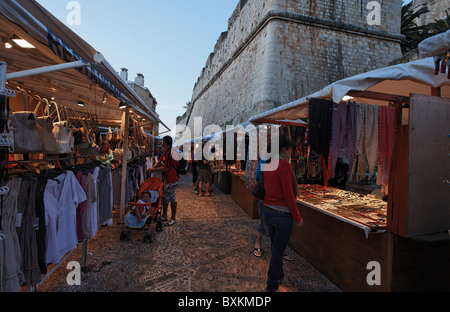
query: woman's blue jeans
263 207 293 291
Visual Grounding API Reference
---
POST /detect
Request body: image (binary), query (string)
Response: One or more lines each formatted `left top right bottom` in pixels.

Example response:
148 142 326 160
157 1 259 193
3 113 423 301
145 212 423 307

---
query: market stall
225 120 308 219
250 57 450 292
0 1 168 292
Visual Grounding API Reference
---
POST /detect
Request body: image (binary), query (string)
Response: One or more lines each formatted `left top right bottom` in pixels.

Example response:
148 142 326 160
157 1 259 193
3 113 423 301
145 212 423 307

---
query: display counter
289 184 389 291
289 184 450 292
214 168 232 194
295 184 387 238
230 170 259 219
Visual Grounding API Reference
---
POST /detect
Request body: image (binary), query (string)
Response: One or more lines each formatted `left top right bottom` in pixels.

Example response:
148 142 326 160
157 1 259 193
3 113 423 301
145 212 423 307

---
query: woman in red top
147 136 179 226
262 135 303 292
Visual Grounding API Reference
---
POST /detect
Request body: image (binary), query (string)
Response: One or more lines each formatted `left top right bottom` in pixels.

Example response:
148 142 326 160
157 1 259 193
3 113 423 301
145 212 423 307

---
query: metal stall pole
119 108 130 223
152 123 156 155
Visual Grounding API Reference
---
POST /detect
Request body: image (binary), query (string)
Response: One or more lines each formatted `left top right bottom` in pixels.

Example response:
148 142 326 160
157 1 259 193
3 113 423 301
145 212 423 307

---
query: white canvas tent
250 57 450 125
419 29 450 58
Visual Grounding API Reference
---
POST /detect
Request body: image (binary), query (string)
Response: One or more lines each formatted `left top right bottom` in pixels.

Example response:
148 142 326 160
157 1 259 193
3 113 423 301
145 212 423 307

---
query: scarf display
354 104 379 182
329 102 357 178
308 100 396 193
377 106 397 193
307 98 333 176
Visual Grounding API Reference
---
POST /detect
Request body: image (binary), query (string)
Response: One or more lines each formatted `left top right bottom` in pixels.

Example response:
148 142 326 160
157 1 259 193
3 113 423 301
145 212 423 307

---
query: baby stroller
120 177 164 243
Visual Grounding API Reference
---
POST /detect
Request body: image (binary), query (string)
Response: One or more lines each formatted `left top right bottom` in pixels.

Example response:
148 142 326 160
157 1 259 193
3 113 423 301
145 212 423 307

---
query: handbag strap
18 87 29 111
33 99 47 117
49 100 61 122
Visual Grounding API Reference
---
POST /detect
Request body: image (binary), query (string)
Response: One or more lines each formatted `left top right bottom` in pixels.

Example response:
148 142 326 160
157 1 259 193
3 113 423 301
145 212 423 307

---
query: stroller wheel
156 220 163 232
143 232 154 243
126 230 132 241
120 231 126 241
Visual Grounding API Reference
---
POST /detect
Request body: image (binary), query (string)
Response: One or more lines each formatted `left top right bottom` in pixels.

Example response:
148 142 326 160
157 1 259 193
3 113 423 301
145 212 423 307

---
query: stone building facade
413 0 449 27
120 68 159 135
180 0 404 130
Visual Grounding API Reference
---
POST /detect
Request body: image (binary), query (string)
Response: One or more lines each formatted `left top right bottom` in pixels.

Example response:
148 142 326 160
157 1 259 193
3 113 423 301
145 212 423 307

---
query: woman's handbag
35 99 58 154
49 101 73 154
9 92 42 154
113 141 133 161
74 127 93 150
9 112 42 154
252 175 265 200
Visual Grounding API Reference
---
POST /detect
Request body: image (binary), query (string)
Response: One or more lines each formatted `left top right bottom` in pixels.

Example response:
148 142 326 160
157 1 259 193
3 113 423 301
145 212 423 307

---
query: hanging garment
16 177 41 288
79 173 96 240
365 104 379 179
307 98 333 166
44 171 87 265
35 175 48 274
98 166 113 225
329 101 358 176
90 166 100 238
75 171 88 241
329 102 349 178
377 106 396 193
354 104 379 181
0 178 25 292
112 168 122 205
346 102 358 171
354 103 365 180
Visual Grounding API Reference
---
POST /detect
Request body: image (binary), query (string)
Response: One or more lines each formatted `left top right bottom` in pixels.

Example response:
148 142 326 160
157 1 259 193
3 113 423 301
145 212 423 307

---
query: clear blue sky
36 0 239 132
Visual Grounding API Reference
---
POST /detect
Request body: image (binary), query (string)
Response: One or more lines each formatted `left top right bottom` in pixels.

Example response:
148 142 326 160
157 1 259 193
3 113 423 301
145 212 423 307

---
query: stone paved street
36 174 341 292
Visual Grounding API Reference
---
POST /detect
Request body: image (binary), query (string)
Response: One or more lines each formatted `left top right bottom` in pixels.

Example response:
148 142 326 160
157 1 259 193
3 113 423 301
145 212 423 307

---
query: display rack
0 61 15 154
0 61 16 97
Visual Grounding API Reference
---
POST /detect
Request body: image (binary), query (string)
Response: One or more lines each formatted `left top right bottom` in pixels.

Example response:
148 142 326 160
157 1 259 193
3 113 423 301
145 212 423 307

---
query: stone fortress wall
182 0 404 130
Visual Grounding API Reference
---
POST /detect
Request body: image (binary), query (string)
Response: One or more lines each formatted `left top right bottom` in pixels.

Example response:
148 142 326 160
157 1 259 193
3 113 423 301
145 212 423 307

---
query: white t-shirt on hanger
44 171 87 265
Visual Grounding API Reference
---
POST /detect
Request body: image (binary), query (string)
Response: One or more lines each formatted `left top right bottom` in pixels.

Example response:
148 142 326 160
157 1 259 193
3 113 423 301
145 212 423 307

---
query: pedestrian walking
147 136 179 226
262 135 304 292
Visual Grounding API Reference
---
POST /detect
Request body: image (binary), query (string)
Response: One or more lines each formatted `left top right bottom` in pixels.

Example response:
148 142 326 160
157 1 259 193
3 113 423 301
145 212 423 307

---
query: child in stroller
132 191 152 223
121 177 164 243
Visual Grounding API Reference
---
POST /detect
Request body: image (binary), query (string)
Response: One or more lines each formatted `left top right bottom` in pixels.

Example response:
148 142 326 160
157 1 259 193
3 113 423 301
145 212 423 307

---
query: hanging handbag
76 129 99 156
35 99 59 154
252 174 265 200
113 141 132 161
9 92 43 154
50 101 73 154
74 126 94 150
105 127 112 141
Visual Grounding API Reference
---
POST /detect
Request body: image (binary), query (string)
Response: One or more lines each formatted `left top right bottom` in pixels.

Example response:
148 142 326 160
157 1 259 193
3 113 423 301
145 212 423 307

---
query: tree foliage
401 2 450 54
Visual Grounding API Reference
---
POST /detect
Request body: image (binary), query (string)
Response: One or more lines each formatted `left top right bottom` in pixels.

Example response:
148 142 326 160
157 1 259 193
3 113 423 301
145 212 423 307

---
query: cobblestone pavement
37 174 341 292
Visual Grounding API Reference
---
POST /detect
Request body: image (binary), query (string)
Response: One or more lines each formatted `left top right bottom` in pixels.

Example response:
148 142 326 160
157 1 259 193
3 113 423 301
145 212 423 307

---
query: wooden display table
214 169 231 194
230 172 259 219
289 194 450 292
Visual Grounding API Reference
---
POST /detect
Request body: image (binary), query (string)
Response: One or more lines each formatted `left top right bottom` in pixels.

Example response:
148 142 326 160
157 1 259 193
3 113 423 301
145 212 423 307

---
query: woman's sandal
165 219 176 226
253 247 262 257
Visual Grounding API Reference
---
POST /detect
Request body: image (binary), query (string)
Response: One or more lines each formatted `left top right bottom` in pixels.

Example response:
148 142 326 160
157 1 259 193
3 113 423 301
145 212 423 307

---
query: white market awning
0 0 170 130
250 57 450 124
419 29 450 58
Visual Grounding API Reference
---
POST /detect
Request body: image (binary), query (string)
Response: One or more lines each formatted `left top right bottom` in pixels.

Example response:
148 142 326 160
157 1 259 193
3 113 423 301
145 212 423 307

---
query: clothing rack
0 61 16 98
3 155 108 292
6 153 96 165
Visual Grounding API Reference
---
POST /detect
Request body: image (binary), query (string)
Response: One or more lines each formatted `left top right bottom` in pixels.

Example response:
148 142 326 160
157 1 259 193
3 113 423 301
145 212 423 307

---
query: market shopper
253 157 296 261
95 141 114 166
262 135 304 292
197 147 213 197
253 157 269 257
146 136 179 226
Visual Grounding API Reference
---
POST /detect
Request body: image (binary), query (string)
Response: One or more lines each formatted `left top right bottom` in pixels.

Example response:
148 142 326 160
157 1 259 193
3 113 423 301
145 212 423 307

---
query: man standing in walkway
147 136 179 226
